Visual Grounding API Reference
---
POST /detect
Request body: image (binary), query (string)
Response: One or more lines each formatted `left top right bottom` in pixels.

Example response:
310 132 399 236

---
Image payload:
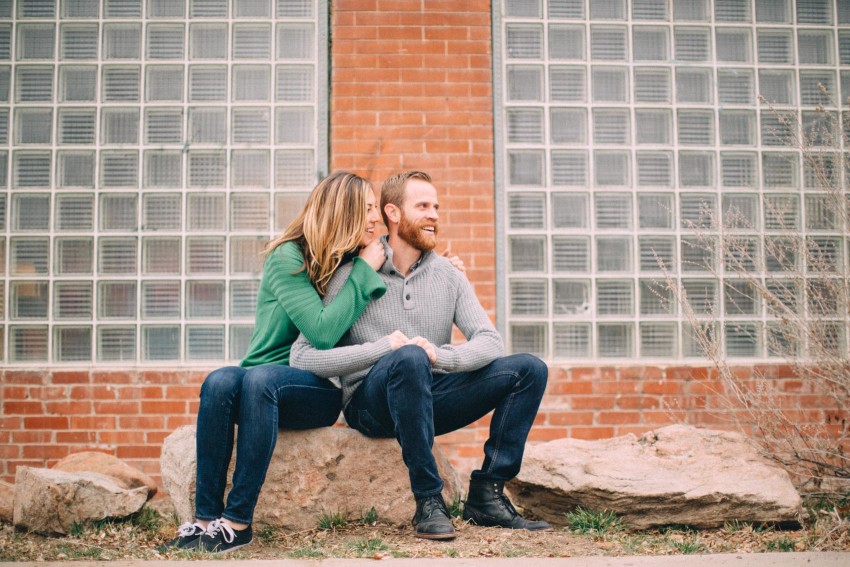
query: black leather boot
412 494 456 540
462 479 552 531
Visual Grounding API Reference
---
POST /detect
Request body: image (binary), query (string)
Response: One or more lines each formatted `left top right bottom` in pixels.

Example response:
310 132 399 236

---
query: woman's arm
267 242 386 349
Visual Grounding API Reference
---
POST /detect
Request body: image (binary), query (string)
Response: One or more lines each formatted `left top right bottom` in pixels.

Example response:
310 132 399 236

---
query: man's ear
384 203 401 224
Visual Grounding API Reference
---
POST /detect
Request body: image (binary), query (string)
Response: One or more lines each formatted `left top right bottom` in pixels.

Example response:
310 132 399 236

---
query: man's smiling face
397 178 439 252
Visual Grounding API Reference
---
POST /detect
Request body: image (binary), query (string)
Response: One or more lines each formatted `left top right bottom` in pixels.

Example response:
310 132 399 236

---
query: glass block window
497 0 849 360
2 0 327 365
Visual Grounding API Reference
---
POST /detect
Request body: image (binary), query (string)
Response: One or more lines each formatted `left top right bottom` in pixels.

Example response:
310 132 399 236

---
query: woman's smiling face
359 188 381 247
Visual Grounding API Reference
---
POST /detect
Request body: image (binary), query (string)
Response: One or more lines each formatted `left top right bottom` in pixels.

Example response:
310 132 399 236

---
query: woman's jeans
343 346 548 499
195 364 342 524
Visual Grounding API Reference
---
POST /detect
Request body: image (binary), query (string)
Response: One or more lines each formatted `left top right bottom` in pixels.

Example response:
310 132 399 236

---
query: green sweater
240 240 387 368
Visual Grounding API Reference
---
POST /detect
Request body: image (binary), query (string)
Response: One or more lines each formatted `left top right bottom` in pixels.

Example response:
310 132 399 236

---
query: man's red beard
398 213 438 251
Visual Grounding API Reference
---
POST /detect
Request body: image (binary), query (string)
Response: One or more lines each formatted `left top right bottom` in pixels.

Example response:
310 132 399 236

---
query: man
290 171 550 540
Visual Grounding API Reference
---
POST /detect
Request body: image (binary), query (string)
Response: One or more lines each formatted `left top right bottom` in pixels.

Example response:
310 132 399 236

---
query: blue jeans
195 364 342 524
343 346 548 498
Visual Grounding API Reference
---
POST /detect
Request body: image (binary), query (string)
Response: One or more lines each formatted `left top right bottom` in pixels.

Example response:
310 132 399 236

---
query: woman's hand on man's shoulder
441 250 466 275
358 239 386 271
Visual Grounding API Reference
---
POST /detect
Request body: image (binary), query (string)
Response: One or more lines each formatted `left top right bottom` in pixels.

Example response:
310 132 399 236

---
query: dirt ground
1 501 849 561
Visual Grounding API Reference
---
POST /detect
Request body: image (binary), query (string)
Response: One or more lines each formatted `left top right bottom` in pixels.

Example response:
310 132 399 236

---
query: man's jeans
343 345 548 498
195 365 341 524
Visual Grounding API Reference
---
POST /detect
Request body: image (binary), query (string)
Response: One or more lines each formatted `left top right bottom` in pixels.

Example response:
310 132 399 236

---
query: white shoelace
205 519 236 543
177 522 204 537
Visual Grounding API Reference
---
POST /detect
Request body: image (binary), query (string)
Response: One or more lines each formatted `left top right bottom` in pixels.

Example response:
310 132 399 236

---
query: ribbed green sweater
240 240 387 368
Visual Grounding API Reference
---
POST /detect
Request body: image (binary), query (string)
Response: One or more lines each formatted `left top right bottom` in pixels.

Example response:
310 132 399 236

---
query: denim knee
200 366 244 405
240 365 279 400
389 345 432 376
511 353 549 394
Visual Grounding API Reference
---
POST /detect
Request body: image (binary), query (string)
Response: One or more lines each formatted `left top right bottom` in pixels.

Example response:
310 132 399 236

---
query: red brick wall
1 370 204 484
0 364 829 485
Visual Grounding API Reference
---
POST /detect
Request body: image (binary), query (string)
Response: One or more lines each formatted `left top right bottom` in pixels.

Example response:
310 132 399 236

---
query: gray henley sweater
289 237 505 406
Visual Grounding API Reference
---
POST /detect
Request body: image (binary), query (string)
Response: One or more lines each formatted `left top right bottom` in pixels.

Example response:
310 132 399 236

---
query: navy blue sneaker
196 519 253 554
157 522 206 551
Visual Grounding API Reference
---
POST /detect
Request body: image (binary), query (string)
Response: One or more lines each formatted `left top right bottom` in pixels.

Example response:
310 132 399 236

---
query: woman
160 171 387 553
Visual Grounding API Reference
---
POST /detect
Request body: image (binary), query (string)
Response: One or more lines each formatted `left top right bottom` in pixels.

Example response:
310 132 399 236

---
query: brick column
330 0 496 311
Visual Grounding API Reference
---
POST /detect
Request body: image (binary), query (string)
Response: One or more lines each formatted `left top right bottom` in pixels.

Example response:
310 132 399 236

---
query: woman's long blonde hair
261 171 372 296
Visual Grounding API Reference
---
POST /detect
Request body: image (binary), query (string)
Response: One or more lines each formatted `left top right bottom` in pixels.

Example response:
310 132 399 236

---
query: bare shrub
657 99 849 493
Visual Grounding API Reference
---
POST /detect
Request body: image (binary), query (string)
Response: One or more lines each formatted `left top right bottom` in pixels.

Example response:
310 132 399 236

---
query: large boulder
509 424 802 529
13 467 149 534
161 425 462 530
52 451 158 497
0 481 13 523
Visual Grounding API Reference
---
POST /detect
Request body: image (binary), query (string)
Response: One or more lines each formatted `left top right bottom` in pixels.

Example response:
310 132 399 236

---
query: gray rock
159 426 197 524
0 481 13 523
509 424 802 529
13 467 149 534
52 451 158 497
161 425 462 529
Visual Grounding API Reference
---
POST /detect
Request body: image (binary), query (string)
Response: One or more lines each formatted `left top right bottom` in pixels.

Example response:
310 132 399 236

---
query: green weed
723 520 750 533
564 507 623 535
670 540 706 554
88 516 118 531
804 492 850 520
256 525 280 544
68 507 163 539
361 507 378 525
127 507 162 535
288 545 324 558
317 512 348 531
54 543 103 560
169 548 209 560
753 522 775 533
766 536 797 552
348 538 389 557
447 496 464 518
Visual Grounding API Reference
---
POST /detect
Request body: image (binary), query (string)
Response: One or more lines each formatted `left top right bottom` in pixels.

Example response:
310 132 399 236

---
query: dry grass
1 498 848 561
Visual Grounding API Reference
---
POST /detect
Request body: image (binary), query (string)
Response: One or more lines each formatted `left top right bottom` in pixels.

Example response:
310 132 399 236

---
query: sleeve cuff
373 335 393 357
434 348 456 372
352 256 388 300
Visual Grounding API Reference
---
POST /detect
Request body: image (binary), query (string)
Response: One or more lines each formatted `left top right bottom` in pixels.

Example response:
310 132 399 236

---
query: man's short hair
380 171 432 227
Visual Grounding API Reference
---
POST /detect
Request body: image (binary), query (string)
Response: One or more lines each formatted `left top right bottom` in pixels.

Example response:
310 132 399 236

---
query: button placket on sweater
402 263 420 310
403 272 414 309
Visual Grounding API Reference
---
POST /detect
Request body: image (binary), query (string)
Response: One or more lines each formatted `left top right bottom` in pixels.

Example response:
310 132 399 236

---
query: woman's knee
241 365 274 390
240 365 295 404
200 366 245 402
242 365 326 403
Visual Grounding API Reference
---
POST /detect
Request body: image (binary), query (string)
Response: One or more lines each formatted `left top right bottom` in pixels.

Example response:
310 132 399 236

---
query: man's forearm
433 274 506 373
